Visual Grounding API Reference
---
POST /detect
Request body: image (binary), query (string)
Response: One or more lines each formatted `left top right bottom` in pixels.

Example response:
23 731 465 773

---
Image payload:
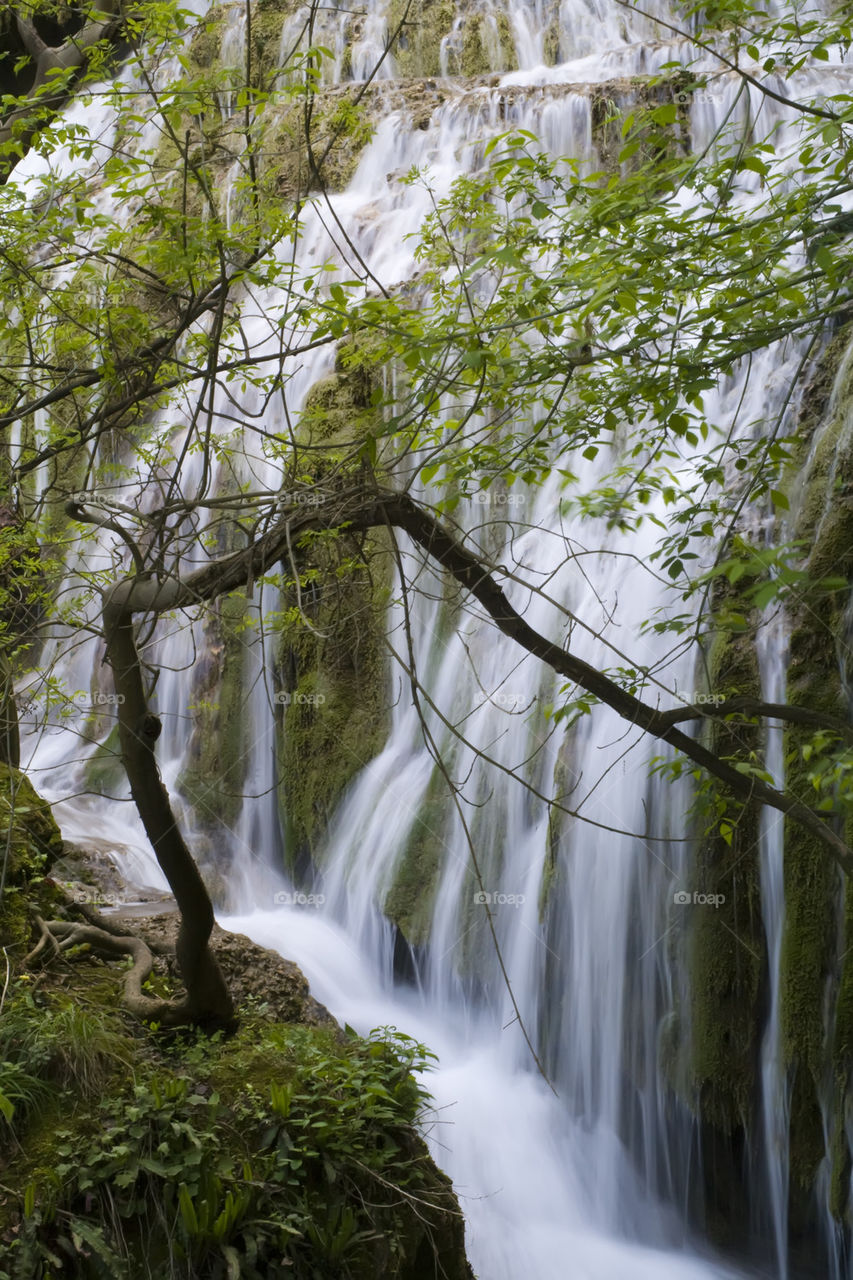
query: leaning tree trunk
0 652 20 769
102 581 234 1030
0 5 120 165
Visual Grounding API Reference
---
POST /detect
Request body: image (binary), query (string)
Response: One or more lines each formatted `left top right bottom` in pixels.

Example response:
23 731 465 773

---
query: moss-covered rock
389 0 456 78
0 763 63 889
265 85 377 199
176 592 249 833
779 322 853 1231
277 345 390 866
0 766 63 959
383 766 450 945
686 587 766 1139
82 724 127 799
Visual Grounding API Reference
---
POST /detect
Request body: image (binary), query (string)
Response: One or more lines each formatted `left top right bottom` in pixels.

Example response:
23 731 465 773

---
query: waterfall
11 0 853 1275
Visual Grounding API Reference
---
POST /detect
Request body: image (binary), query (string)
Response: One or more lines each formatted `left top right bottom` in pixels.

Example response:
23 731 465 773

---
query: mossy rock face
388 0 519 78
0 766 63 954
455 9 518 76
389 0 456 78
177 592 249 832
779 322 853 1229
188 4 229 68
266 86 377 200
383 766 450 946
82 724 127 799
277 577 388 862
686 582 766 1140
277 343 390 866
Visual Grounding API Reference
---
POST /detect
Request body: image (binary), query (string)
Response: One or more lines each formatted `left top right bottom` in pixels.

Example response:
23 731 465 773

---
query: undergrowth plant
1 1014 446 1280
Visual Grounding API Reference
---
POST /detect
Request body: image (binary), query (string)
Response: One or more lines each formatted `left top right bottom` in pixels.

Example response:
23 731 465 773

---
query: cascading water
13 0 853 1276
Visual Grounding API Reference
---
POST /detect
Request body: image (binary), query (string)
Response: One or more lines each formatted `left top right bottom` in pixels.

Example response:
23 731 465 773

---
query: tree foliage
0 0 852 1022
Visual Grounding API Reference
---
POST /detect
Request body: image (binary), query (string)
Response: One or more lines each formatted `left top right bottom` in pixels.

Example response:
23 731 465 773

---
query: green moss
458 11 517 76
278 650 386 861
188 4 229 68
83 724 126 798
540 734 576 921
0 763 63 888
277 344 390 865
388 0 455 78
264 87 377 200
177 592 249 830
543 19 560 66
383 767 449 945
679 574 766 1138
778 322 853 1222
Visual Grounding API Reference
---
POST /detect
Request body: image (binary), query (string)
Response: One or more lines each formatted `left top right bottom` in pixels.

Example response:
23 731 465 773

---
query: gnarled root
28 918 201 1026
23 913 60 968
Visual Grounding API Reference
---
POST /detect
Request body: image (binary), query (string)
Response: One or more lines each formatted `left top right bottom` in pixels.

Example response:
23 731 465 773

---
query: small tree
2 0 853 1029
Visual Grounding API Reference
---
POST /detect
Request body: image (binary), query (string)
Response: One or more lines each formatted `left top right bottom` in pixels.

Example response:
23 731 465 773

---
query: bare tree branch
96 483 853 882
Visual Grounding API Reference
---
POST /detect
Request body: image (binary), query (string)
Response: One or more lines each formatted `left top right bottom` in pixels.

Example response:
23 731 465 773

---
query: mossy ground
0 910 471 1280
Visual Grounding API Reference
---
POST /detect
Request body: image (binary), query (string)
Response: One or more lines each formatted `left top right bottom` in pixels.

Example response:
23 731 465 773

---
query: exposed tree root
29 917 207 1027
23 913 60 968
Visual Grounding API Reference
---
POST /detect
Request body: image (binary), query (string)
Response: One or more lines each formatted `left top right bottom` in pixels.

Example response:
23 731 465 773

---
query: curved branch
657 696 853 743
102 484 853 882
376 492 853 875
1 3 121 170
66 499 147 574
